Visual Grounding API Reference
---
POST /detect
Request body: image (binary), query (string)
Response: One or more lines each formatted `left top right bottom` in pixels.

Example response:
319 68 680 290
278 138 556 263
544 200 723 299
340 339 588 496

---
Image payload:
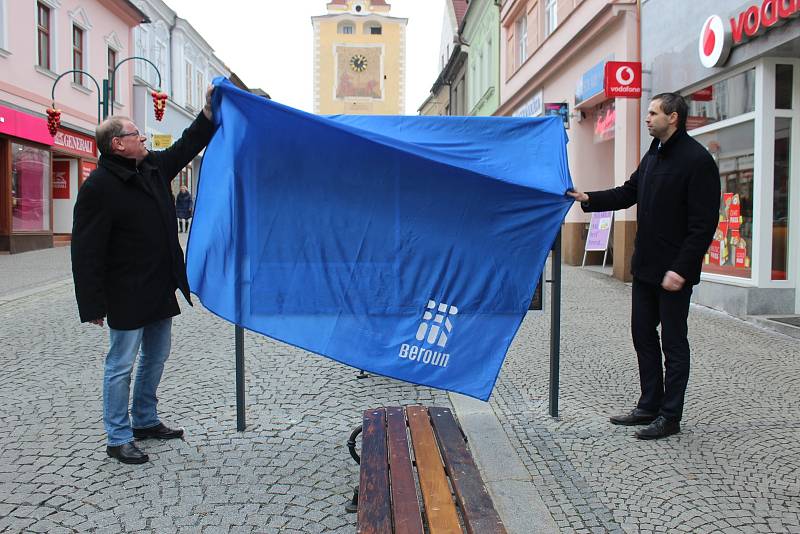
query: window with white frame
0 0 8 53
196 69 204 110
516 13 527 67
185 62 194 108
545 0 557 37
337 20 355 34
134 25 149 80
483 40 490 96
37 2 52 69
154 39 166 88
72 25 84 84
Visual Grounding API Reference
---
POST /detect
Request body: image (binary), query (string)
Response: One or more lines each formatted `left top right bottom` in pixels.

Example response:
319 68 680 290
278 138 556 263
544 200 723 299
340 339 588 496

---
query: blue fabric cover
187 78 573 400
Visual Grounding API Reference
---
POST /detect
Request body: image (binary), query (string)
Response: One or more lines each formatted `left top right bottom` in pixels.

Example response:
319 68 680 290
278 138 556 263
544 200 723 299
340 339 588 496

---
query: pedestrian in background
568 92 720 440
71 85 216 464
175 185 193 233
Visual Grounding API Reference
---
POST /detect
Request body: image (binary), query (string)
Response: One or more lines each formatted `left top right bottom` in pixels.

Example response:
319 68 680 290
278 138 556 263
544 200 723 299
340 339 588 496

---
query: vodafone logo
698 15 732 68
604 61 642 98
615 66 635 86
699 0 800 68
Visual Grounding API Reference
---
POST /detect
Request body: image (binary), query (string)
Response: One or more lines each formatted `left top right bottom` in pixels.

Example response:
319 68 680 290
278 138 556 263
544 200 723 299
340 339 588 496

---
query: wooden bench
347 405 507 534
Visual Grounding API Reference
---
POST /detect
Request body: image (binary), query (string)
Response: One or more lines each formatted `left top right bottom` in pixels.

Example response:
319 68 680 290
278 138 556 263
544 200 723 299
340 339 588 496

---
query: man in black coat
72 86 215 463
568 93 720 440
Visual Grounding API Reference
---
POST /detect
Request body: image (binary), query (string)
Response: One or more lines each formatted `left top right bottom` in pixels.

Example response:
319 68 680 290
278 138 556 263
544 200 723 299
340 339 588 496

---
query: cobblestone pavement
0 282 448 533
491 267 800 534
1 243 799 533
0 246 71 298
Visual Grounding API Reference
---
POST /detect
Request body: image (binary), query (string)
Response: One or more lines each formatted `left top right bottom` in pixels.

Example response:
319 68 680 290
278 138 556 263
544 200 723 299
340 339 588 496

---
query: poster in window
53 160 70 200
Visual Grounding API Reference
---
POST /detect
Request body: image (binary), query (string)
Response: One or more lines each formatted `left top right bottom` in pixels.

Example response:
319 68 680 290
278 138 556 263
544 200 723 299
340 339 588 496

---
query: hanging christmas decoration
46 105 62 136
151 90 168 121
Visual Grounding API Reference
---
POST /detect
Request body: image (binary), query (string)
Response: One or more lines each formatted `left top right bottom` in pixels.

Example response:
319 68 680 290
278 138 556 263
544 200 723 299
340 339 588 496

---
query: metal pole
549 229 562 418
102 79 110 119
235 325 246 431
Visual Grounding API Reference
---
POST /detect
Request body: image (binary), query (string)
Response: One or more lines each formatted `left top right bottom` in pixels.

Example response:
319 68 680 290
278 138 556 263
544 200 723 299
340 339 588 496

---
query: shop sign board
513 89 543 117
53 129 96 158
544 102 570 129
585 211 613 251
152 134 173 149
0 104 53 146
53 160 71 200
699 0 800 68
603 61 642 98
575 59 607 104
80 161 96 188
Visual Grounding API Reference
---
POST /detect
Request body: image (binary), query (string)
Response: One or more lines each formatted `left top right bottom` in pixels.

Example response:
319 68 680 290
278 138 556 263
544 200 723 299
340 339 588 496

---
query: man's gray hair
95 116 132 155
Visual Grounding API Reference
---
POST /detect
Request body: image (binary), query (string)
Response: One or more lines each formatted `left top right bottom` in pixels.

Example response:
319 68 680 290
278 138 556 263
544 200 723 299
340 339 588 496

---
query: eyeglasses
116 130 140 138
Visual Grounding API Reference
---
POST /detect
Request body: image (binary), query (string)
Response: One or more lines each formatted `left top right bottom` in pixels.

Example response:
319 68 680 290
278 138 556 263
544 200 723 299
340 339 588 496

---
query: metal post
549 229 562 418
235 325 246 431
102 79 110 119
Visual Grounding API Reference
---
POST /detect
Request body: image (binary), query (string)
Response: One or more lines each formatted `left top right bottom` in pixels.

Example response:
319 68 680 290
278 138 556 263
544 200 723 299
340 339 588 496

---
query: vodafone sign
699 0 800 68
604 61 642 98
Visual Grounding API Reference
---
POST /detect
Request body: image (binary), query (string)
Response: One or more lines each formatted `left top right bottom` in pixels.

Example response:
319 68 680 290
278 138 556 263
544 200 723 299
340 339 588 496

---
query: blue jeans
104 317 172 446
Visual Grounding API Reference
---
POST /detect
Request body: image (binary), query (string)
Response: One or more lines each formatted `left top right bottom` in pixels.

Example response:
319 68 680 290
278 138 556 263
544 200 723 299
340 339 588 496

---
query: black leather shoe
610 408 657 426
133 422 184 440
107 442 149 464
635 416 680 440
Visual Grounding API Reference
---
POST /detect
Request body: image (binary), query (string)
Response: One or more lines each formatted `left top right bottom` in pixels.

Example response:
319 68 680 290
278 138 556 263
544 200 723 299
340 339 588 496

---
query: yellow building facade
312 0 407 115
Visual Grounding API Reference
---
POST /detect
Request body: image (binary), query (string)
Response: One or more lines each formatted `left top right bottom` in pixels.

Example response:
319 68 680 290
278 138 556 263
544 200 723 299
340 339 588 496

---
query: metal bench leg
345 486 359 513
345 425 362 513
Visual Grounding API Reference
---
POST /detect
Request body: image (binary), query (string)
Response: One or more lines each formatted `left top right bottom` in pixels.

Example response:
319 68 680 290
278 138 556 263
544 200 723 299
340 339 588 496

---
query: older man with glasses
71 85 216 464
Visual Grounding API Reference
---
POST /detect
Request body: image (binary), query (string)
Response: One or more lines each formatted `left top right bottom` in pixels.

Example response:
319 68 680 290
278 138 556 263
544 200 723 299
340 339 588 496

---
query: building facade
642 0 800 316
0 0 145 253
498 0 641 281
130 0 233 197
462 0 501 116
312 0 407 115
419 0 467 116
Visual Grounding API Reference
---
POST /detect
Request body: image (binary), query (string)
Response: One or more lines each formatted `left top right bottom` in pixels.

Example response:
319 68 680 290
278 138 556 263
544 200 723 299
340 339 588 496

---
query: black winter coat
175 191 193 219
582 129 720 286
71 113 215 330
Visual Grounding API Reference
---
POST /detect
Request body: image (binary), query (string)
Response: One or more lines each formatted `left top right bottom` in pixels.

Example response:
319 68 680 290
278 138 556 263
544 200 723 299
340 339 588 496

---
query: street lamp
47 56 167 135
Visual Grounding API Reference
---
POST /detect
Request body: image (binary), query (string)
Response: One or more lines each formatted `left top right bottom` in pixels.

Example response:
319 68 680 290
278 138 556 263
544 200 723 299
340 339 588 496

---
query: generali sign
699 0 800 68
53 129 96 158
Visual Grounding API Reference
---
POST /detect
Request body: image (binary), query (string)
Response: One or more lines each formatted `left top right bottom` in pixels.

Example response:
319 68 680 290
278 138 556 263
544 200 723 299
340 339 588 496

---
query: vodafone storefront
642 0 800 317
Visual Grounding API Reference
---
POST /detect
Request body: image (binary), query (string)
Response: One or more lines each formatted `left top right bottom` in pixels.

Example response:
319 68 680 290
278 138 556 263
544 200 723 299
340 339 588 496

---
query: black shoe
635 416 680 440
133 422 184 440
610 408 657 426
107 442 149 464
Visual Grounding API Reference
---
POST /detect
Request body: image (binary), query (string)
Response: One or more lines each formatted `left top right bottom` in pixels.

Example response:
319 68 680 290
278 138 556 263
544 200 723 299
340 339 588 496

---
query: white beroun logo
416 299 458 347
398 299 459 369
698 15 732 68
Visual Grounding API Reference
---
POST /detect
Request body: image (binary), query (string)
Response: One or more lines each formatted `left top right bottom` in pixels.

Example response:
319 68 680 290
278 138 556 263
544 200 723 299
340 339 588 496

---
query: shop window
686 69 755 130
11 143 51 232
772 118 790 281
694 121 755 278
775 64 793 110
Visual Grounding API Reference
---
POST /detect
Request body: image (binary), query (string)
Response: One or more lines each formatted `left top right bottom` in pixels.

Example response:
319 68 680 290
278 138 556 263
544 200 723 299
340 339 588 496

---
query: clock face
350 54 368 72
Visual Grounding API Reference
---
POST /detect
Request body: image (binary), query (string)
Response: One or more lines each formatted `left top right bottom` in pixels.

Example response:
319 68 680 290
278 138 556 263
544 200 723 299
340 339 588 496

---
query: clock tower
312 0 407 115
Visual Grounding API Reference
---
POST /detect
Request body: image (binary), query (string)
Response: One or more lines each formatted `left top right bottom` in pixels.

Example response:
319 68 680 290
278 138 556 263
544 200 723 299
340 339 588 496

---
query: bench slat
358 408 392 534
406 405 462 534
386 407 425 534
428 407 507 534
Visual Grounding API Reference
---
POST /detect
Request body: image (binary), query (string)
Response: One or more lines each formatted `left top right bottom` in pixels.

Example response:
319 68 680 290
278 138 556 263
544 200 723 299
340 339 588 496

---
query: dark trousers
631 278 693 421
